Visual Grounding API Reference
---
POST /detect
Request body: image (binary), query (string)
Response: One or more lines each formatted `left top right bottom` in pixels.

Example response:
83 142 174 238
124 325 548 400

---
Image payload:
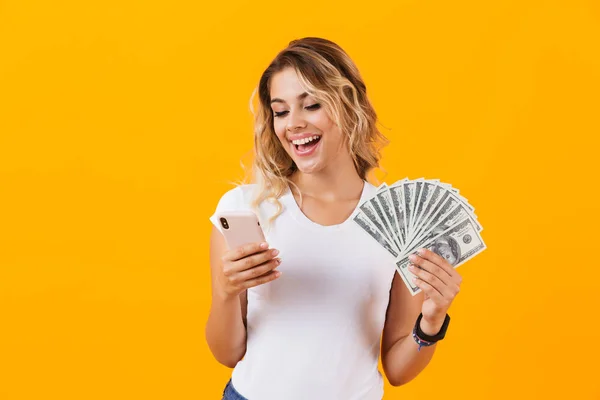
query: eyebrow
270 92 309 105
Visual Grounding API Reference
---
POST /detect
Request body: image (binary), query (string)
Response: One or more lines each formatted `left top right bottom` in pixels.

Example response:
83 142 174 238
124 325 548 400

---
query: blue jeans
221 378 249 400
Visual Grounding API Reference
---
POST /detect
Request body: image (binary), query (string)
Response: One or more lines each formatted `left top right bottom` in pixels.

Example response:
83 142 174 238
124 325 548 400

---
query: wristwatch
412 313 450 351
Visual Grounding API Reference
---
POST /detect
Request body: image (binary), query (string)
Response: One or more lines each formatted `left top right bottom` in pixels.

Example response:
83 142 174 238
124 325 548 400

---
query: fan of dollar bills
353 178 486 296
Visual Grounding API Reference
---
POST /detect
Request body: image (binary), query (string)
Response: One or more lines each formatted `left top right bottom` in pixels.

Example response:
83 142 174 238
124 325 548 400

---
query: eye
273 103 321 118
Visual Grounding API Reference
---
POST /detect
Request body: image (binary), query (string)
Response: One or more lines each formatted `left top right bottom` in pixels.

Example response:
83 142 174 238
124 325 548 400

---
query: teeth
292 135 319 145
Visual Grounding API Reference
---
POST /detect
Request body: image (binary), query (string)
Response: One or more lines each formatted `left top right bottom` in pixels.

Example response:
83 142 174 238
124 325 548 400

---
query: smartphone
216 210 266 250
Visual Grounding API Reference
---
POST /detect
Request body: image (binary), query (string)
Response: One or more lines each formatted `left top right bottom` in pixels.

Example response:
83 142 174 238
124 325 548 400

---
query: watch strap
415 312 450 342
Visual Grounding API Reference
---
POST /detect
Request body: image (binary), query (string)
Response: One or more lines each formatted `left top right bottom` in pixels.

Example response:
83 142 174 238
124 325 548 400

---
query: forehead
269 67 308 101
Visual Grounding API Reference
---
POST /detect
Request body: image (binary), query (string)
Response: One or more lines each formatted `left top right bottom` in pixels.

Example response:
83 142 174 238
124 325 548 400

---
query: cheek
273 120 287 143
311 113 343 146
310 110 335 131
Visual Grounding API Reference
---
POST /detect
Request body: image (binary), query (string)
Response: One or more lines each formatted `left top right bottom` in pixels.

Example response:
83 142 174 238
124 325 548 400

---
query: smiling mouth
292 136 322 152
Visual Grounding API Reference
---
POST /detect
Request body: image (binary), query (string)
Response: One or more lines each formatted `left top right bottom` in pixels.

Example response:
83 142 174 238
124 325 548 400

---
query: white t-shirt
209 181 397 400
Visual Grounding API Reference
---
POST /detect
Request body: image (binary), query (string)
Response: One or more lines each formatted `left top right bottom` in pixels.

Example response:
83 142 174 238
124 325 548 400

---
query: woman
206 37 463 400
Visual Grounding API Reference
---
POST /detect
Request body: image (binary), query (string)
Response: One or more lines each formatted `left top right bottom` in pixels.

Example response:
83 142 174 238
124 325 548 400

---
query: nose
286 108 307 132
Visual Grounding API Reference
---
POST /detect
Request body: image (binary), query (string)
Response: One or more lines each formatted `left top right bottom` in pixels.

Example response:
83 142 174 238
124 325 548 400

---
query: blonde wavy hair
243 37 389 229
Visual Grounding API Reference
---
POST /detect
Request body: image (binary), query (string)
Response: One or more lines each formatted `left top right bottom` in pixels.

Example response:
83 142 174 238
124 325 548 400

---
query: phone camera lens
220 217 229 229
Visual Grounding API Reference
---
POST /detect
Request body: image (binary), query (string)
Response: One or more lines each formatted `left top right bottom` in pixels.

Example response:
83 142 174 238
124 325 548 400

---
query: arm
205 226 248 368
381 248 462 386
204 226 282 368
381 273 439 386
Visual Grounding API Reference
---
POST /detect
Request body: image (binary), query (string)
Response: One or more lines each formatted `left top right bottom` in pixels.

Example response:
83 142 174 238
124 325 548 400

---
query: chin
294 162 325 175
284 150 323 175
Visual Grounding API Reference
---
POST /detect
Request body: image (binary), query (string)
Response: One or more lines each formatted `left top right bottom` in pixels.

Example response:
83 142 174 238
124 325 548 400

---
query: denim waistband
222 378 248 400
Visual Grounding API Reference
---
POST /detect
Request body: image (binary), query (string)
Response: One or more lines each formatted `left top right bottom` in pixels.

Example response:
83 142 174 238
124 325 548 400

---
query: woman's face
269 67 346 174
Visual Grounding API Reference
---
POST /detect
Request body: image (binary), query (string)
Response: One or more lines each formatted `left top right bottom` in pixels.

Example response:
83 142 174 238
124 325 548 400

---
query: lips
291 136 321 157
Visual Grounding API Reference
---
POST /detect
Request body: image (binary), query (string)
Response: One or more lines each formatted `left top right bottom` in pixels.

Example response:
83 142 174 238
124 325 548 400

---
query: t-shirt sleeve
209 186 246 232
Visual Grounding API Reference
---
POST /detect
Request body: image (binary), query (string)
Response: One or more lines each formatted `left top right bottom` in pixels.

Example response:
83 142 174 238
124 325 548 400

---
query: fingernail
417 248 425 255
260 242 268 249
408 254 417 261
275 271 282 277
272 249 279 256
408 265 415 271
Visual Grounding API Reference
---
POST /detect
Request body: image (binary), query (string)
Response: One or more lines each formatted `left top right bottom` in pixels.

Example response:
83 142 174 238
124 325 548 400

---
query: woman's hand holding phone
217 241 282 299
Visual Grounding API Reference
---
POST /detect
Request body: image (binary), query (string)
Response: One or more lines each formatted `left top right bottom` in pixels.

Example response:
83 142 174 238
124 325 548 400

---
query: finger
232 247 279 273
224 241 269 262
242 269 282 289
413 276 446 304
416 248 458 279
408 254 451 286
409 263 453 298
232 258 281 283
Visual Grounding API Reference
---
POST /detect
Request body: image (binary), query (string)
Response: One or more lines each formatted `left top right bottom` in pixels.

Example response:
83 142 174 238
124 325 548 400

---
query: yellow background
1 0 599 398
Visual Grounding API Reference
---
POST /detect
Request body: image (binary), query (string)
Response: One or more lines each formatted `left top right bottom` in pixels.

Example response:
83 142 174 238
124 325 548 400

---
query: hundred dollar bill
388 181 407 247
368 192 402 253
402 181 416 240
358 199 399 253
404 192 460 252
439 182 476 216
411 181 438 238
433 202 481 235
402 191 461 255
353 211 399 258
394 214 486 296
411 189 482 253
375 184 404 250
409 178 425 234
411 181 445 241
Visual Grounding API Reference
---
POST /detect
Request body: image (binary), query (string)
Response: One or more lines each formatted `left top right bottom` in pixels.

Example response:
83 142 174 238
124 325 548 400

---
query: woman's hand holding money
408 248 462 335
